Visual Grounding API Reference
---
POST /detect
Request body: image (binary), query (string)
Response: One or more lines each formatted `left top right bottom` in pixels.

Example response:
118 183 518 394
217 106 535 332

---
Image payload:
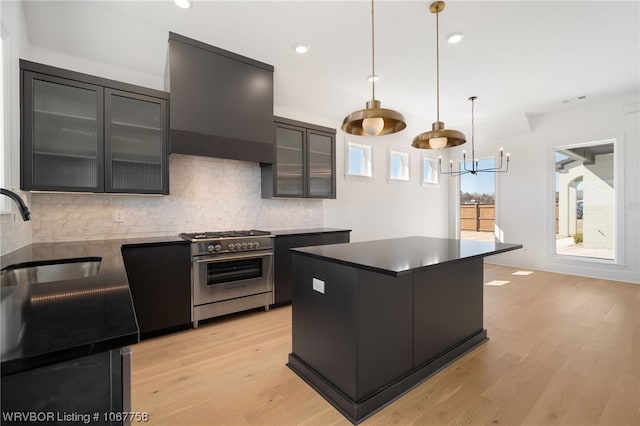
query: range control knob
207 244 215 252
241 242 248 250
214 244 222 252
229 243 236 250
253 242 260 249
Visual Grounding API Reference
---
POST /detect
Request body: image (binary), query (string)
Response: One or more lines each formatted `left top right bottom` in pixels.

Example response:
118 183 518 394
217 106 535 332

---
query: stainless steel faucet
0 188 31 221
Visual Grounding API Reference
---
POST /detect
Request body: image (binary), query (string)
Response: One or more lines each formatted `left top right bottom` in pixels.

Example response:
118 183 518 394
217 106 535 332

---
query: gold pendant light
412 1 466 149
341 0 406 136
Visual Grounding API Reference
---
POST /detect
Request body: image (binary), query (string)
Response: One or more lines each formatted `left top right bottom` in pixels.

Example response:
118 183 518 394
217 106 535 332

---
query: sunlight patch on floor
512 270 534 276
484 280 511 286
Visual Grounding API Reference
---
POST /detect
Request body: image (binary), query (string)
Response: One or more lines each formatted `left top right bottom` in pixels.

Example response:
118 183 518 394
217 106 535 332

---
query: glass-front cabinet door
105 90 168 194
22 71 104 191
262 117 336 199
274 123 306 197
307 130 335 198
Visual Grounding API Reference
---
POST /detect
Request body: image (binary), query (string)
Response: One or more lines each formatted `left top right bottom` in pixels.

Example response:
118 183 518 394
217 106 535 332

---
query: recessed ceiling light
174 0 192 8
446 32 464 44
367 74 380 83
292 43 310 54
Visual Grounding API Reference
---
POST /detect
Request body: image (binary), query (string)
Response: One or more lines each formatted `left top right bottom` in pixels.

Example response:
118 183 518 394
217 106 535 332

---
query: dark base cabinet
287 248 491 423
121 243 191 338
273 230 350 305
1 348 130 425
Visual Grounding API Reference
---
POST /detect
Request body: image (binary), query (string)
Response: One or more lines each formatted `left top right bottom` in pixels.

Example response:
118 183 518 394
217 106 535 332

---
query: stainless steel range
179 230 274 328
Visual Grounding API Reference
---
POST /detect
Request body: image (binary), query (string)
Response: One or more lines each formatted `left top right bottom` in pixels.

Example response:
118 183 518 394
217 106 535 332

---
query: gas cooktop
179 230 272 241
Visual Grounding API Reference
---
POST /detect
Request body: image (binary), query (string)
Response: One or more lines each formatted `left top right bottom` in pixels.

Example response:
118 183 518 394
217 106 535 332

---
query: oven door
193 250 273 306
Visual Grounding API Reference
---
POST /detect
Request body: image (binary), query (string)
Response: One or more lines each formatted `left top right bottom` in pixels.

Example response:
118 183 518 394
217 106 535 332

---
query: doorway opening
459 157 496 242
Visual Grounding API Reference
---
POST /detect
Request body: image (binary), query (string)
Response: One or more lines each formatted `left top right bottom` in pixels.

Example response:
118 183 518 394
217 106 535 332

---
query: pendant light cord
435 7 440 122
371 0 376 101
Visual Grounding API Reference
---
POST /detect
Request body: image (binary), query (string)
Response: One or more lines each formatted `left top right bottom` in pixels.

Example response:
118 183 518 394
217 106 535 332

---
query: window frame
388 148 410 182
345 140 374 179
548 137 623 265
421 154 439 186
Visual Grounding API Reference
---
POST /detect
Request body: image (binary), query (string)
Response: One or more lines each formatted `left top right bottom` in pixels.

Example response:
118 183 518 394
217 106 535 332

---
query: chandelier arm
477 167 509 173
461 151 473 173
439 157 463 175
474 159 509 173
475 163 502 172
438 157 452 174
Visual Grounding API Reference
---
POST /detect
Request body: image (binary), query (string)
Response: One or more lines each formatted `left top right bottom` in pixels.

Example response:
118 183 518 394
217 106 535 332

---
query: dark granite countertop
292 236 523 277
270 228 352 237
0 236 187 376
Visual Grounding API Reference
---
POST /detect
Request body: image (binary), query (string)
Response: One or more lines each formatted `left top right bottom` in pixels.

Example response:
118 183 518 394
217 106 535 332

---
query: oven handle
194 251 273 264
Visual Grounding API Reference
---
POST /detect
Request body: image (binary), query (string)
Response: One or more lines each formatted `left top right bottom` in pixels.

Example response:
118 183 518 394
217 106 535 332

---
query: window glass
389 149 409 181
346 142 372 178
554 141 615 260
422 156 438 185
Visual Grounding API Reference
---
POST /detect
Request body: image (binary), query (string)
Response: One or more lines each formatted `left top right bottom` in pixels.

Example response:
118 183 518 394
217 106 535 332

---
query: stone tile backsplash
1 154 323 253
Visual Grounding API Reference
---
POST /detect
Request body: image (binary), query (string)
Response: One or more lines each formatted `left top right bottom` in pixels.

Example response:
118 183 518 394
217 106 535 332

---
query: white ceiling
20 1 640 141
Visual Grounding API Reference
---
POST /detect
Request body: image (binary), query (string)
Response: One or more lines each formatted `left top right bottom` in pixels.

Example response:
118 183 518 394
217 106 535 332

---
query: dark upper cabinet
167 32 275 163
261 117 336 199
20 60 169 194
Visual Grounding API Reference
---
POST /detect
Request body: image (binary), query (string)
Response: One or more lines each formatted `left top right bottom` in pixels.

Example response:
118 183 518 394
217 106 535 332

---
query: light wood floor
131 264 640 425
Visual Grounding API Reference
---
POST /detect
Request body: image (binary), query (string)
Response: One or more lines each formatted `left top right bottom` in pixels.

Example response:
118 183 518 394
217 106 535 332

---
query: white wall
483 92 639 283
323 113 450 242
0 0 32 254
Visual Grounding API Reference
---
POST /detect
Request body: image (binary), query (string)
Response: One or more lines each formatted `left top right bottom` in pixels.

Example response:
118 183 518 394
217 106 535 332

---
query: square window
389 149 410 182
346 141 373 178
422 155 439 185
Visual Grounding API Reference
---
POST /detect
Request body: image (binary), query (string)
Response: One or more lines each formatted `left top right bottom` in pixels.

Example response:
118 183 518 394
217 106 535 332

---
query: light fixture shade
342 99 407 136
412 121 466 149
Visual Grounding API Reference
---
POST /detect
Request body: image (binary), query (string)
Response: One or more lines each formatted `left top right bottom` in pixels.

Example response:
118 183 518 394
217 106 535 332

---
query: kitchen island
287 236 522 423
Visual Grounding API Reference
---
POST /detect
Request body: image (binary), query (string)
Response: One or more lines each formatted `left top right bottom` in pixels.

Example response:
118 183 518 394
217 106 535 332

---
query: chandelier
439 96 510 176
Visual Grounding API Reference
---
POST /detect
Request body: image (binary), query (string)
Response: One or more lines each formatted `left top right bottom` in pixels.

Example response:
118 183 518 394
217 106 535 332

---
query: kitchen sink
1 257 101 357
1 257 102 288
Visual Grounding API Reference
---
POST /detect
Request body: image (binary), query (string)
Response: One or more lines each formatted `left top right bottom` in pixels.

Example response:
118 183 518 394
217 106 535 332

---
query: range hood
166 32 274 163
